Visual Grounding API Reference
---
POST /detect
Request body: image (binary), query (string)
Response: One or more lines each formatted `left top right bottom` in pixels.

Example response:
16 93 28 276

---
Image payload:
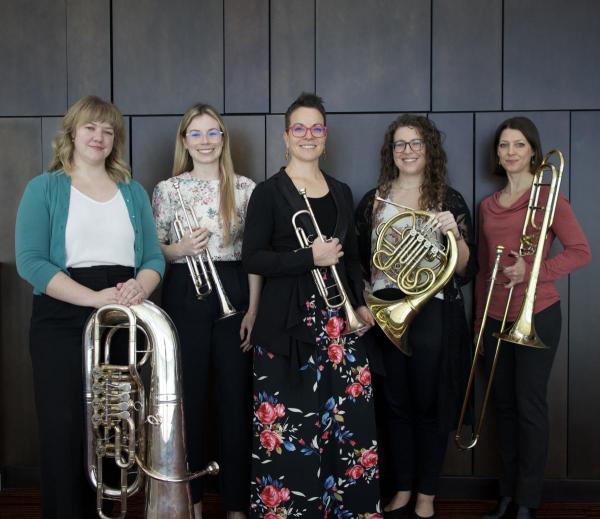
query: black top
307 192 336 238
242 168 370 368
355 186 478 431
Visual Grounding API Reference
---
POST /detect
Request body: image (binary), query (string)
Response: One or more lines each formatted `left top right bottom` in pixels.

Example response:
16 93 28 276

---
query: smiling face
392 125 427 180
497 128 535 177
183 113 224 166
72 120 115 167
283 106 327 163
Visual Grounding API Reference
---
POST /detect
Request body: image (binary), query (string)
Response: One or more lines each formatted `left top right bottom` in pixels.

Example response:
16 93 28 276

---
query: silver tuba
83 300 218 519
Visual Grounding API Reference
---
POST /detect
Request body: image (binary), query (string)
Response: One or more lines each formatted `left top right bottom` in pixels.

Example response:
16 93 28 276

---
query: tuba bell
455 149 564 450
83 300 218 518
365 197 458 355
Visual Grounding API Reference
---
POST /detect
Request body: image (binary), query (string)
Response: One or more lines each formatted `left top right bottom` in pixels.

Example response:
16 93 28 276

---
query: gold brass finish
366 198 458 355
455 149 564 450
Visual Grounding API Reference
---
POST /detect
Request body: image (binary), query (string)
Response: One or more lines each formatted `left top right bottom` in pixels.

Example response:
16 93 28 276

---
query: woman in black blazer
242 93 381 518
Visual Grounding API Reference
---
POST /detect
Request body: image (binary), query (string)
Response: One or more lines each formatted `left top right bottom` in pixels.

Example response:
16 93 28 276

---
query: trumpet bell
494 318 548 349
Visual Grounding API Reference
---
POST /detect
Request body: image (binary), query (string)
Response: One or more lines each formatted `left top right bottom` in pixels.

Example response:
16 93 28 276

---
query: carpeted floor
1 489 600 518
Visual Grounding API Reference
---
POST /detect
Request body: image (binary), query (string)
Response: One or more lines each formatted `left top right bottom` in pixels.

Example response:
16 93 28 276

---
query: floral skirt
250 296 381 518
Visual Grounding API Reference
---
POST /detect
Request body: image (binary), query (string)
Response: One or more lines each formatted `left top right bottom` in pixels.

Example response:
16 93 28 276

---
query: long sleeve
354 189 376 282
524 195 591 283
15 176 62 293
242 182 314 277
447 188 478 287
340 184 366 306
133 182 165 277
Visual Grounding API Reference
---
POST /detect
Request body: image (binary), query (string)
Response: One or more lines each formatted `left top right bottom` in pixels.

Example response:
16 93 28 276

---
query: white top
152 172 256 262
370 200 444 300
65 187 135 268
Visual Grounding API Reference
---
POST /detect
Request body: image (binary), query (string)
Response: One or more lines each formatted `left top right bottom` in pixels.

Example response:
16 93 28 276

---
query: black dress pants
377 298 448 496
29 265 134 519
161 262 252 511
483 302 561 508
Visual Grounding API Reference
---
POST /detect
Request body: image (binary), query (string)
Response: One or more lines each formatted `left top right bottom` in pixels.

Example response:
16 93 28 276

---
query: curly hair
491 116 543 176
377 114 448 211
172 103 237 244
48 95 130 183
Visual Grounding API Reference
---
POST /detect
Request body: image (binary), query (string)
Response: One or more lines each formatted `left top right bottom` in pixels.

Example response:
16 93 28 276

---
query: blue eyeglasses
185 128 224 142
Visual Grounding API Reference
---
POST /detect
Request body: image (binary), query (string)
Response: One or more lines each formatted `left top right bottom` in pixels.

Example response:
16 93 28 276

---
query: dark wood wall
1 0 599 495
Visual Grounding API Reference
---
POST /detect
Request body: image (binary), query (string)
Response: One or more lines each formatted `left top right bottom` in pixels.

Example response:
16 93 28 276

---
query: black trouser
483 302 561 509
162 262 252 511
29 265 134 519
377 298 448 496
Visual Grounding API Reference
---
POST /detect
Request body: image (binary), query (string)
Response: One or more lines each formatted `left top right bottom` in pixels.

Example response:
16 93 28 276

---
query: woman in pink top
476 117 591 519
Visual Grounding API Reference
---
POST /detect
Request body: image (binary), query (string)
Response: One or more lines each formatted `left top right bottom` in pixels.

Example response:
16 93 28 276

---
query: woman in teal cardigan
15 95 164 519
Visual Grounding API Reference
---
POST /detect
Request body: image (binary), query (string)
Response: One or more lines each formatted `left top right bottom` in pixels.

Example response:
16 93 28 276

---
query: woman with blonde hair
15 95 165 518
152 103 260 519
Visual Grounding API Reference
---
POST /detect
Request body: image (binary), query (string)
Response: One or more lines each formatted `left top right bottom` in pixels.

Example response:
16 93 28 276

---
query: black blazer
242 168 365 360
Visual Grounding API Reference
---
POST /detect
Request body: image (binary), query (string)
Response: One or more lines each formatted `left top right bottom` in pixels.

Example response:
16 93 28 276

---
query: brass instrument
84 301 219 518
366 197 458 355
455 149 564 450
292 188 367 335
171 178 239 319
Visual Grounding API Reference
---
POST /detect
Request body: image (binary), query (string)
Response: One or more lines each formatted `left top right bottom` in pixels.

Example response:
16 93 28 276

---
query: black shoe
515 506 536 519
383 503 409 518
482 497 516 519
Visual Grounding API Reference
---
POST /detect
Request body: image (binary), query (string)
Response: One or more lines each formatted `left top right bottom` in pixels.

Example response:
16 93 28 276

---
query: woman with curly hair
356 114 477 518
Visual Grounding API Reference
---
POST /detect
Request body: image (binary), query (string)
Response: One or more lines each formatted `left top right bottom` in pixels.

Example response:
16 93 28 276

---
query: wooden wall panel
270 1 315 114
113 0 224 114
266 115 285 178
316 0 430 112
0 1 66 116
223 116 266 184
568 111 600 478
0 118 43 470
432 0 502 111
225 0 269 113
504 0 600 110
66 0 111 104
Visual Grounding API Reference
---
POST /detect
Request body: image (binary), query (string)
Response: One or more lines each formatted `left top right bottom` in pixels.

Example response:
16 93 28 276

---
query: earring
323 146 327 158
285 148 290 161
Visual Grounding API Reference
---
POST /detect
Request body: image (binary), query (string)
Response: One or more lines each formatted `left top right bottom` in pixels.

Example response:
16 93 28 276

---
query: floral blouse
152 172 255 262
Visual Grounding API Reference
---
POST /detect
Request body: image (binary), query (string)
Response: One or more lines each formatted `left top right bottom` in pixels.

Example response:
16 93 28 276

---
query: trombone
455 149 564 450
171 178 239 320
292 188 367 335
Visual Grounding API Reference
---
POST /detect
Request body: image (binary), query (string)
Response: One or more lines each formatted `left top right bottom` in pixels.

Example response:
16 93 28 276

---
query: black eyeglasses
287 123 328 139
392 139 425 153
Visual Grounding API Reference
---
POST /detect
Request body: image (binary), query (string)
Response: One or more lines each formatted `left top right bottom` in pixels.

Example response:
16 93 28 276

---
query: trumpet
171 179 239 320
455 149 564 450
366 198 458 355
292 188 367 335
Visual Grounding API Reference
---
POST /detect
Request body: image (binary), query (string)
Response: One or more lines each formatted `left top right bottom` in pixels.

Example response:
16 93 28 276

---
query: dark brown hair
492 116 543 176
284 92 327 129
378 114 447 211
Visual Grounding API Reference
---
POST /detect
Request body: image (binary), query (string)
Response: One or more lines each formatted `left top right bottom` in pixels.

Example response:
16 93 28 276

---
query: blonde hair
172 104 237 244
48 95 131 183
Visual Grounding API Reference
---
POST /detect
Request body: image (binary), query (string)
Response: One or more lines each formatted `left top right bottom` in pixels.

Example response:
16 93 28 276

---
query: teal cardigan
15 171 165 294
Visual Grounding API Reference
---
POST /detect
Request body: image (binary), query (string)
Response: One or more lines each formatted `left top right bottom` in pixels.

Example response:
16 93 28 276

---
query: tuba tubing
84 301 219 519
